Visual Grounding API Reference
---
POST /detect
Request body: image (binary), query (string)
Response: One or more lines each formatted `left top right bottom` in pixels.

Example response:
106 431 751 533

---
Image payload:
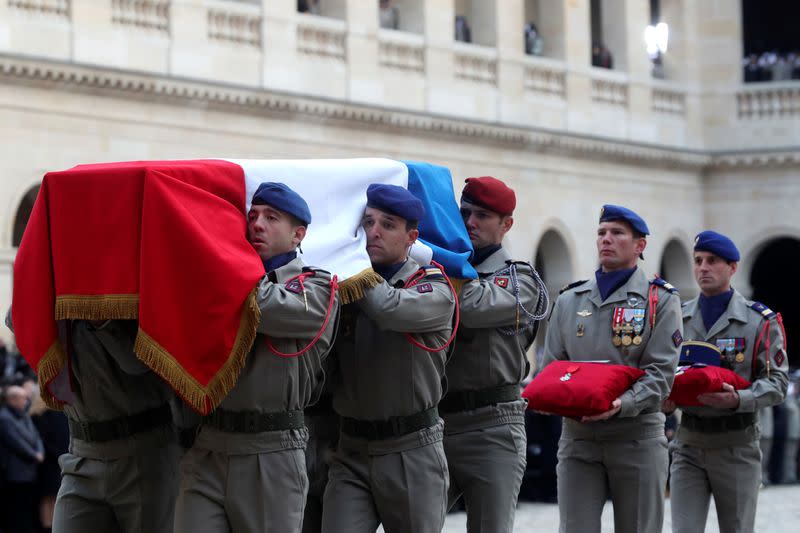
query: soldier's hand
662 399 677 414
35 452 44 463
697 383 740 409
581 398 621 422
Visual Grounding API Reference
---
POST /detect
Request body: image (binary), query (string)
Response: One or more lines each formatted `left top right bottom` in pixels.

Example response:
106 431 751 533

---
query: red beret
668 365 751 407
523 361 645 418
461 176 516 215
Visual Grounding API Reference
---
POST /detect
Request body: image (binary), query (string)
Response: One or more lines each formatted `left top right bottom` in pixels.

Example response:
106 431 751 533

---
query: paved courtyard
437 484 800 532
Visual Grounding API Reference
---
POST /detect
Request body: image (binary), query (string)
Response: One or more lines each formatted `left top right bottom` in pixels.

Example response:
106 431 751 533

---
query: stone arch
12 185 40 248
531 224 575 363
659 237 695 299
748 236 800 368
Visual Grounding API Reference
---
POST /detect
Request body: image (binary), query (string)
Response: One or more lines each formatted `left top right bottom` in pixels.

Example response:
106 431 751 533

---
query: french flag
12 158 475 414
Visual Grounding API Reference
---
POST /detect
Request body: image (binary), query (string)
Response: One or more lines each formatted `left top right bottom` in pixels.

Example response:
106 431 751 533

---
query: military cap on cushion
668 364 751 407
461 176 516 216
522 361 645 417
252 182 312 226
678 340 722 367
599 204 650 236
366 183 425 222
694 230 740 262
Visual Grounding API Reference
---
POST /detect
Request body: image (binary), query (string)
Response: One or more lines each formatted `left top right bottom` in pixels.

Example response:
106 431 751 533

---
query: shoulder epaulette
559 280 588 294
650 277 678 294
748 301 777 320
302 266 331 276
420 265 445 280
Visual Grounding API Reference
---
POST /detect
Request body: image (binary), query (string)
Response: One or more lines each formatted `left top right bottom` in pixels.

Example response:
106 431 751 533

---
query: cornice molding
0 54 796 171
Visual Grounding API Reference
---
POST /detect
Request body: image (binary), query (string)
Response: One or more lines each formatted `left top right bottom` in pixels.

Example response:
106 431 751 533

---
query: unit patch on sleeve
494 277 509 288
416 282 433 294
285 279 303 294
672 329 683 348
775 349 786 367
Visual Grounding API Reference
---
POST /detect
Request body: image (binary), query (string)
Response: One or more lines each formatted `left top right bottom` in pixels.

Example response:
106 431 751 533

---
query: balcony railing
295 13 347 61
737 82 800 119
207 0 262 47
453 42 497 86
378 29 425 74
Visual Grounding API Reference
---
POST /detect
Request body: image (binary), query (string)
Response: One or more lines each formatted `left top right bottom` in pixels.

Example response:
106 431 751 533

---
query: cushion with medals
668 364 751 407
524 361 646 417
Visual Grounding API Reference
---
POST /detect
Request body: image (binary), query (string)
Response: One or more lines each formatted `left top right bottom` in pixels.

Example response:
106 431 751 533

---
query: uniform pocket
58 453 85 476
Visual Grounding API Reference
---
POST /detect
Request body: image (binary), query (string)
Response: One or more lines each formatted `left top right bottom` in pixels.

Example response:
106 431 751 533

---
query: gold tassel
55 295 138 320
133 288 260 415
338 268 384 304
36 340 67 411
450 278 470 295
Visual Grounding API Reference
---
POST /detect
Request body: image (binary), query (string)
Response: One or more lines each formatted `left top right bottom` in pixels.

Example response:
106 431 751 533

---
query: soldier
666 231 788 533
541 204 682 533
321 184 456 533
174 182 340 533
441 176 548 532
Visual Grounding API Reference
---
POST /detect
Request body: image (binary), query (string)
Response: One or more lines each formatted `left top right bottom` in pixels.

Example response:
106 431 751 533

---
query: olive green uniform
670 290 788 533
52 319 181 533
441 248 547 533
541 267 682 533
322 259 455 533
174 258 339 533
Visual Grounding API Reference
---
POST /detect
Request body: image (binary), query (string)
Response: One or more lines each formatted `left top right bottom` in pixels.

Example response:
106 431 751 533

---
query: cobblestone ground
436 484 800 533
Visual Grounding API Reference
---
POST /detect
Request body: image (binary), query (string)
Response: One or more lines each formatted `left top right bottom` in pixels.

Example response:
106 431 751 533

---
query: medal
577 324 585 337
735 352 745 363
632 335 642 345
612 335 622 347
612 307 625 347
622 335 632 346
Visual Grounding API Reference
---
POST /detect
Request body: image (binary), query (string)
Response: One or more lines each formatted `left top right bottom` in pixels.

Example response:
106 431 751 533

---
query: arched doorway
750 237 800 368
12 185 40 247
533 229 573 361
659 238 695 300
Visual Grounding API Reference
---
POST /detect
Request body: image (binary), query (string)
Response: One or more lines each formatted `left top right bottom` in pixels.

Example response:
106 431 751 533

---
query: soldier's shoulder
559 279 589 295
418 264 446 281
746 300 778 320
301 265 333 280
502 259 537 277
650 276 679 295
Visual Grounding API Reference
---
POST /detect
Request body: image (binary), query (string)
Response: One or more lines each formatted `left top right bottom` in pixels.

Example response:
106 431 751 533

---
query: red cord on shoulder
265 273 339 358
402 261 460 353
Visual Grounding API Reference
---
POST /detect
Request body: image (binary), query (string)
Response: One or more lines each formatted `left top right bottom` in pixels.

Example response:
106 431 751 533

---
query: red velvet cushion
668 365 751 407
523 361 646 417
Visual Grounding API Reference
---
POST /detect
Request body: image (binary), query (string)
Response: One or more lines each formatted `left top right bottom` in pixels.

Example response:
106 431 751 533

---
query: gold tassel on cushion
134 287 261 415
36 340 67 410
337 268 384 304
55 295 139 320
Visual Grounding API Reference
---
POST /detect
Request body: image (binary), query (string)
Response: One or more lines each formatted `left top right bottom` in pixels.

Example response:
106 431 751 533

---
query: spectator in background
30 393 69 533
0 385 44 533
298 0 320 15
379 0 399 30
524 22 544 56
591 42 613 69
455 15 471 43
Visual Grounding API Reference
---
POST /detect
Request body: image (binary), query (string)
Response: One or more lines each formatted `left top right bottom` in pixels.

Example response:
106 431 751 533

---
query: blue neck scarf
698 289 734 332
263 251 297 273
373 260 407 282
595 266 637 301
471 244 502 266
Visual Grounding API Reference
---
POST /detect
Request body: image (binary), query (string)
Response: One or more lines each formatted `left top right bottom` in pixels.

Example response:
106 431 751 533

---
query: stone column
344 0 381 105
496 0 525 123
261 0 300 91
169 0 208 78
71 0 115 65
424 0 456 114
563 0 593 132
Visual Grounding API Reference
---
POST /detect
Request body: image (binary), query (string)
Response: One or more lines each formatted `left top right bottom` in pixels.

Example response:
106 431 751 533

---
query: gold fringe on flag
450 278 470 296
337 268 384 304
55 295 139 320
133 287 261 415
36 340 67 410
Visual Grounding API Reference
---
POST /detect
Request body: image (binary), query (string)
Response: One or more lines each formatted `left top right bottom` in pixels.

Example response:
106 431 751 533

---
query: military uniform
174 257 339 533
322 258 455 533
441 247 547 532
670 290 788 533
52 319 182 533
301 381 339 533
541 267 682 533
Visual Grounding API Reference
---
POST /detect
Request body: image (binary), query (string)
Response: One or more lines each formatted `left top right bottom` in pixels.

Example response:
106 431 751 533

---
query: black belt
204 408 305 433
341 407 439 441
682 412 756 433
438 385 520 413
68 404 171 443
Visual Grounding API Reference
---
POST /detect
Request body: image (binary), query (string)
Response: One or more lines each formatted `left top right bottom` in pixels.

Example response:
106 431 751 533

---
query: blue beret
694 230 740 262
251 182 311 226
679 340 722 367
366 184 425 222
599 204 649 236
